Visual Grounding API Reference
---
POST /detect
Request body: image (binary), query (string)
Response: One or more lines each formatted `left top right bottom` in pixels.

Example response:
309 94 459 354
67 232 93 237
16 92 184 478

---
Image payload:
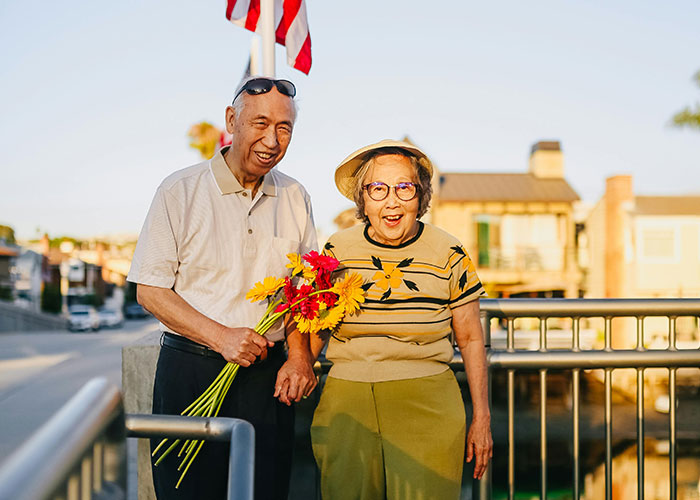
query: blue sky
1 0 699 241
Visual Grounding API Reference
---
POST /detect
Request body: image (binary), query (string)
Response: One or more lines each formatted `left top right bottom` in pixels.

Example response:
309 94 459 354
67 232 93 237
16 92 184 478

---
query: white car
67 305 101 332
98 307 124 328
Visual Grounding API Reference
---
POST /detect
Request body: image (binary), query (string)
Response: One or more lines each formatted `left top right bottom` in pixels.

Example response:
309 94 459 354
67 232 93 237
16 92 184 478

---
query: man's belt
161 332 284 362
161 332 224 360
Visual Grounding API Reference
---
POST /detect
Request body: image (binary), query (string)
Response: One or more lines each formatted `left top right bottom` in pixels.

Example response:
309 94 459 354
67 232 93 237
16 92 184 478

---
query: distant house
583 175 700 347
14 249 44 312
431 141 581 298
584 175 700 299
0 241 19 300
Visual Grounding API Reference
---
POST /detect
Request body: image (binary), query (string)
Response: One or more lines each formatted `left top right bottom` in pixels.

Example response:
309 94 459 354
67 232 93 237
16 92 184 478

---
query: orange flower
372 263 403 291
294 314 321 334
318 305 345 331
331 272 365 314
246 276 285 302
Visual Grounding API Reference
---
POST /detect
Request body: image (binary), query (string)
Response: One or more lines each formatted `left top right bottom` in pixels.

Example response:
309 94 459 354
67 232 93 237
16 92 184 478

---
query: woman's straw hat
334 139 434 200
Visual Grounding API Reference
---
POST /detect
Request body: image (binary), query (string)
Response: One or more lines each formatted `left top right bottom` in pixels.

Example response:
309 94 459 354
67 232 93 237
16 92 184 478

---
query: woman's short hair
352 147 433 225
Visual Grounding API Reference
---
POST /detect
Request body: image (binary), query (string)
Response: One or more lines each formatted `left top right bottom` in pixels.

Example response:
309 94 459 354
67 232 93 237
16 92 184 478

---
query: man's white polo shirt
127 147 318 342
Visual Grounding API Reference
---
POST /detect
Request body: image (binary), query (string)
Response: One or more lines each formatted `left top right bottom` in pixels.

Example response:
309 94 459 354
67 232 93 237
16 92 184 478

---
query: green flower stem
178 440 198 470
182 363 235 416
213 365 239 416
176 440 206 489
255 298 283 330
180 363 232 415
177 439 191 457
152 437 171 458
175 360 234 486
153 439 181 466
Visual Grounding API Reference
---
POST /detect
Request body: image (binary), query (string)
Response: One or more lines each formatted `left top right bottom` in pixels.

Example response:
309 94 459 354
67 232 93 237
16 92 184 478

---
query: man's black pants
150 337 294 500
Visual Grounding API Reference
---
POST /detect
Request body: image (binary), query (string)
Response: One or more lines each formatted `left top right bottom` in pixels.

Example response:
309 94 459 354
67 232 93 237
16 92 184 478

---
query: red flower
274 303 288 314
316 269 332 290
319 291 337 308
303 251 339 274
283 277 298 305
291 284 319 319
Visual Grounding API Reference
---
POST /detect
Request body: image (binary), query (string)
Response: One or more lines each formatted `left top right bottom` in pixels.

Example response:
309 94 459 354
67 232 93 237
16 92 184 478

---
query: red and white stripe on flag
225 0 312 75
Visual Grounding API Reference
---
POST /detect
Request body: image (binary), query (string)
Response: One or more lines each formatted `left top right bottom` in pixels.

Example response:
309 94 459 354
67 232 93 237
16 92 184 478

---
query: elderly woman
310 139 493 500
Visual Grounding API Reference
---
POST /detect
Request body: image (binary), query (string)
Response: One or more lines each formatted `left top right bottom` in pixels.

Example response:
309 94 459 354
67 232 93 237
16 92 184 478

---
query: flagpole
250 36 260 75
260 0 275 77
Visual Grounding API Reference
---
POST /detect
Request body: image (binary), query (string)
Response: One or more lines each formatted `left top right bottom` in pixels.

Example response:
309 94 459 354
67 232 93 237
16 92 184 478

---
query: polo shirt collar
210 146 277 196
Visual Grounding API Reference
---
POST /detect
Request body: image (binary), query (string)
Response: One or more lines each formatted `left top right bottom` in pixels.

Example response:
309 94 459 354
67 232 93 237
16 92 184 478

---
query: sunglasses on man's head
232 78 297 104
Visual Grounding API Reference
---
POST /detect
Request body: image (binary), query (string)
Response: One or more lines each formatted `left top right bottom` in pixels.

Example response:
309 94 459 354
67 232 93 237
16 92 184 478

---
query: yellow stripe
340 259 453 275
359 308 447 317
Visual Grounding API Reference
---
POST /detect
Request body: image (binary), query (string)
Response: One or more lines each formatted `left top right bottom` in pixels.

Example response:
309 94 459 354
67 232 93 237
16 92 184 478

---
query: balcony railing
476 247 569 272
475 298 700 500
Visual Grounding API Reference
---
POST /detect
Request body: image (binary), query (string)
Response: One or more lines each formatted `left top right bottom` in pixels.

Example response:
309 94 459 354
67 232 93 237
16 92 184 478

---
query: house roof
437 173 580 203
635 196 700 216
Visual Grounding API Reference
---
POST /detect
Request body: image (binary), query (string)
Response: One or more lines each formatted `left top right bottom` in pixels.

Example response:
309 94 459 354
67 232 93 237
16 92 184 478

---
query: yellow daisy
285 253 305 276
302 266 317 283
318 305 345 331
245 276 285 302
372 263 403 291
331 272 366 315
294 314 321 334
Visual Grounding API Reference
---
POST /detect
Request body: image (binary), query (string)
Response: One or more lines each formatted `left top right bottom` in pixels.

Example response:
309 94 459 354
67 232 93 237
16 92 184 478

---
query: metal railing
0 378 126 500
0 378 255 500
475 298 700 500
125 414 255 500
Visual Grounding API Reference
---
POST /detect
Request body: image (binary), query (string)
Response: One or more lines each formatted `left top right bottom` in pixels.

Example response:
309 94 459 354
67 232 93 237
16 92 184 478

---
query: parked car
124 302 149 319
98 307 124 329
67 305 101 332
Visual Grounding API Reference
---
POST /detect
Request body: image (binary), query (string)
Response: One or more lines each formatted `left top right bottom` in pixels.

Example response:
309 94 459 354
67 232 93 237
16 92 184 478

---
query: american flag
226 0 312 75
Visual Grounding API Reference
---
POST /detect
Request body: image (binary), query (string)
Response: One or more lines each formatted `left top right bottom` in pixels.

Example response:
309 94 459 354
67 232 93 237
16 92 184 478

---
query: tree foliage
41 283 62 314
672 71 700 130
0 225 16 245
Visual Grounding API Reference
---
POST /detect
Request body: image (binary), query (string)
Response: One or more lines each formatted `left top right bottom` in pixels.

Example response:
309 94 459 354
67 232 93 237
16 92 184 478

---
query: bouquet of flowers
152 251 365 487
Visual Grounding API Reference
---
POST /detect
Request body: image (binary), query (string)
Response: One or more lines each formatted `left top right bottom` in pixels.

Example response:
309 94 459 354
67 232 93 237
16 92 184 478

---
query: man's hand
216 327 274 367
466 415 493 480
273 353 317 406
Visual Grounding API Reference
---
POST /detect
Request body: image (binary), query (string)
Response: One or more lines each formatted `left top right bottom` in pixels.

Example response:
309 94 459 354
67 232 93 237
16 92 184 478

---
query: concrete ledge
122 330 160 500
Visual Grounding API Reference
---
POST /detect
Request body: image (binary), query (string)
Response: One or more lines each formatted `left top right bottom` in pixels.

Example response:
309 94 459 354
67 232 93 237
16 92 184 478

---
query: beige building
583 175 700 349
585 175 700 299
431 141 581 298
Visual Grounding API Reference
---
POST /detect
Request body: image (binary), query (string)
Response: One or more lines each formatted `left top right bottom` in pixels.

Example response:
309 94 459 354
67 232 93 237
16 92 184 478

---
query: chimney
40 233 50 256
604 175 634 298
529 141 564 178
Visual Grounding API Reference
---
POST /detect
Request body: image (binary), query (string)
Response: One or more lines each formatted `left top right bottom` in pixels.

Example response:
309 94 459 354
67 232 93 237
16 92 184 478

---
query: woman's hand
466 415 493 479
452 300 492 479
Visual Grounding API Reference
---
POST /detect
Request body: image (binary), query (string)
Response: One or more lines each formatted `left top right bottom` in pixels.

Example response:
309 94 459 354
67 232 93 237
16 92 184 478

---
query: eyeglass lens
366 182 417 201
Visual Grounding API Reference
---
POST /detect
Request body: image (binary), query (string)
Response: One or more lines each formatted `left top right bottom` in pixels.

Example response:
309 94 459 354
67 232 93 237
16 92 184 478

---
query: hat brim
334 139 434 200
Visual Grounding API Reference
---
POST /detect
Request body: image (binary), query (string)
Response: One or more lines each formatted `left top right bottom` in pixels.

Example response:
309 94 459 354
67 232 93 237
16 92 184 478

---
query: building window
474 215 501 267
637 222 679 263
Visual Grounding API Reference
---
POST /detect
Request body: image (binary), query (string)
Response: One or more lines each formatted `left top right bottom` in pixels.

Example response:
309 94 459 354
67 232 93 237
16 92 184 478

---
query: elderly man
127 77 318 500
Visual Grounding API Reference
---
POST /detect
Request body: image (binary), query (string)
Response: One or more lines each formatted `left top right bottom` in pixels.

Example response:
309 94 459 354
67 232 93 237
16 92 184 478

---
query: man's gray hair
231 75 298 122
352 147 433 225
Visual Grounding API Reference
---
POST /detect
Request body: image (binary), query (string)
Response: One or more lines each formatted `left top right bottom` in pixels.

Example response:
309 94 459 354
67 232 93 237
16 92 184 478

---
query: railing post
125 414 255 500
475 310 492 500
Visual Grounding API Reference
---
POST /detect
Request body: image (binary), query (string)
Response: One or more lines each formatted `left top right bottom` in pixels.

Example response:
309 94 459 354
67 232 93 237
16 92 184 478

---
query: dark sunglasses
232 78 296 104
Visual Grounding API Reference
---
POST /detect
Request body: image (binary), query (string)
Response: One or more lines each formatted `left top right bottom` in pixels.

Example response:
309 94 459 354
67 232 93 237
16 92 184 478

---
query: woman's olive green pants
311 369 466 500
